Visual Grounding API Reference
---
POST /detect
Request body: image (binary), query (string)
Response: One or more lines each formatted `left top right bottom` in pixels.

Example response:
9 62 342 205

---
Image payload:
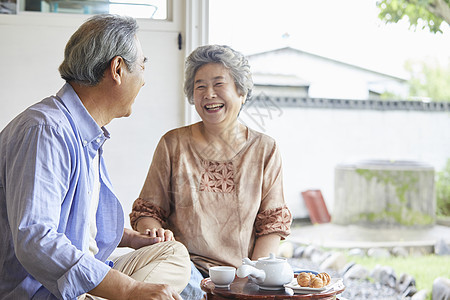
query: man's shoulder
1 96 73 141
14 97 68 128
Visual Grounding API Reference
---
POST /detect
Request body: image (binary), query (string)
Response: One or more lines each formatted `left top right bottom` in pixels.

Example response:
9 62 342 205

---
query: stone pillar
333 160 435 227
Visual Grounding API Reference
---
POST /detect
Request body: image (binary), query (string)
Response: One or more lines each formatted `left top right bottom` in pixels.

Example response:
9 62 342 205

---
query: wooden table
201 277 345 300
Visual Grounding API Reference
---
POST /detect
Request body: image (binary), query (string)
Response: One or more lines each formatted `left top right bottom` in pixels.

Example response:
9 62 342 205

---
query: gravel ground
289 258 406 300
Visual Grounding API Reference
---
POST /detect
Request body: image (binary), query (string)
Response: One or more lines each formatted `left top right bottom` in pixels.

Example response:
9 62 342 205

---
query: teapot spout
242 257 256 266
236 264 266 284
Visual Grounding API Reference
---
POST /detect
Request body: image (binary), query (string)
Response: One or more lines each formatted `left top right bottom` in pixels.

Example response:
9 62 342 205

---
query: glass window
17 0 167 19
1 0 17 14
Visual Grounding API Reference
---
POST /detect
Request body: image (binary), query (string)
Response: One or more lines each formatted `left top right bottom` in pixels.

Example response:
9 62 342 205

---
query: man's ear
110 56 124 85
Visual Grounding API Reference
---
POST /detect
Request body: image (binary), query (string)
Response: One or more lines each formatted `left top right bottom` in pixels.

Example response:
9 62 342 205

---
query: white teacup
209 266 236 288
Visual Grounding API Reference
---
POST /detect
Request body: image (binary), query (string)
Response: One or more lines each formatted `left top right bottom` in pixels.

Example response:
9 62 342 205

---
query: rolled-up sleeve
255 205 292 238
57 255 111 299
130 198 169 230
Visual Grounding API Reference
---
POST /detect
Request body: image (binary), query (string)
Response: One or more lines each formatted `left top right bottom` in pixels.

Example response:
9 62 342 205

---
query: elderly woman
130 45 292 299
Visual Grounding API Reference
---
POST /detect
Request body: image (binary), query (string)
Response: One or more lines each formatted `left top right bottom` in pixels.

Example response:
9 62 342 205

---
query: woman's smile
204 103 224 112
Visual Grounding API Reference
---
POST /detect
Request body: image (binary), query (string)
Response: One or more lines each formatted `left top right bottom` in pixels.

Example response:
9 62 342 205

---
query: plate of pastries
284 271 344 294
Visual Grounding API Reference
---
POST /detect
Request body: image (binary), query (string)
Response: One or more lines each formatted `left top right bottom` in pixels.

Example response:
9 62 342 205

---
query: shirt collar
56 83 110 149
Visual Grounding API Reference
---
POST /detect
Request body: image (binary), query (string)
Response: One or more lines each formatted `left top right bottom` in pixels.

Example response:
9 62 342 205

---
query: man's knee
140 240 190 264
167 241 189 258
164 241 191 271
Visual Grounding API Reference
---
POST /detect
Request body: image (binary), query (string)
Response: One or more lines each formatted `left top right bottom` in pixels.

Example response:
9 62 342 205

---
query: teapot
236 253 294 290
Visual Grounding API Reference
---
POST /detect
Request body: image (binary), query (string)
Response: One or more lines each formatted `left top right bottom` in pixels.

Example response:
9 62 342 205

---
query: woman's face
193 63 246 129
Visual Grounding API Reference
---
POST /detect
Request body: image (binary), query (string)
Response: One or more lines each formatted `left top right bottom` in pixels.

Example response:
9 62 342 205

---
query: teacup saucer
258 285 285 290
213 284 231 288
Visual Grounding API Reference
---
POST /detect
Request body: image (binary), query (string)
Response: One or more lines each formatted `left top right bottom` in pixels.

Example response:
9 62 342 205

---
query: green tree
436 158 450 216
405 58 450 101
376 0 450 33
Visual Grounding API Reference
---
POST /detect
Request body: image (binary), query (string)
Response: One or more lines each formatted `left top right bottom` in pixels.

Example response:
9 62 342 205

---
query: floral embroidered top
130 124 292 274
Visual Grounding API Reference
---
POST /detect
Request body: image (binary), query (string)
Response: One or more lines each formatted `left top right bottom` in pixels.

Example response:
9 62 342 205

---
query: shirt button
96 138 101 143
83 140 88 146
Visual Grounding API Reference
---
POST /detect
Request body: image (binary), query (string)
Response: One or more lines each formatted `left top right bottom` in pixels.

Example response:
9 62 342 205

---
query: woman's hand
127 217 174 249
119 228 174 250
142 228 175 242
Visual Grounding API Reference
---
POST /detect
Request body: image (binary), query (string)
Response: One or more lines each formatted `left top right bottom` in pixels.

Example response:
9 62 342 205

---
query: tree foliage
436 158 450 216
404 58 450 101
376 0 450 33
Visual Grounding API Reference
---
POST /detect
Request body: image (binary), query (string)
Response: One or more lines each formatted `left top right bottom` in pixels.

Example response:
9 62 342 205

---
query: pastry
317 272 331 285
296 271 330 288
309 276 324 288
297 272 313 287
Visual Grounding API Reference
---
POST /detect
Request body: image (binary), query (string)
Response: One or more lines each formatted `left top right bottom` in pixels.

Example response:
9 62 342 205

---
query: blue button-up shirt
0 83 124 299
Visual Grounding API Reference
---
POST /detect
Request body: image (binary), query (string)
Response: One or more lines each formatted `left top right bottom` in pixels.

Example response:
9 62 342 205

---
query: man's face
119 36 146 118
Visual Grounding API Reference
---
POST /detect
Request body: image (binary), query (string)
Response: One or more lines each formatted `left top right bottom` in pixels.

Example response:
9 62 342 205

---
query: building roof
252 72 310 87
247 47 407 82
246 46 409 100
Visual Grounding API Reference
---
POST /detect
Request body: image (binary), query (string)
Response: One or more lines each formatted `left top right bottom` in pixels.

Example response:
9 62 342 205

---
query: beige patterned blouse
130 125 292 274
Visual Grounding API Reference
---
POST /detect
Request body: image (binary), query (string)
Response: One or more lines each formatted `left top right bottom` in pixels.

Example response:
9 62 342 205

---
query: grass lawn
346 254 450 299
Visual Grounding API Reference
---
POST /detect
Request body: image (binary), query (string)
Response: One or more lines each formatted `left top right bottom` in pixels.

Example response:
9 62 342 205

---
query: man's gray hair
59 14 139 86
184 45 253 104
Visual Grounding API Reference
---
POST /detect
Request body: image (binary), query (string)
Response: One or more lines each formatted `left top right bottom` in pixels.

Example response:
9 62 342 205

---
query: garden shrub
436 158 450 216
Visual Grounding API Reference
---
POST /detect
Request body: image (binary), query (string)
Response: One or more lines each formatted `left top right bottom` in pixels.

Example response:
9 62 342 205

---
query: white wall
0 15 78 124
0 7 188 228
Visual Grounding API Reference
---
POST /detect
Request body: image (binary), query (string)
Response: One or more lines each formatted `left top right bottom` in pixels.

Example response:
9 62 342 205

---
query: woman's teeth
205 104 224 110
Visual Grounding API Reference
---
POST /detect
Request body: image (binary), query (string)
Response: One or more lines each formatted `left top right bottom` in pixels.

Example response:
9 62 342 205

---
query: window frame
1 0 178 32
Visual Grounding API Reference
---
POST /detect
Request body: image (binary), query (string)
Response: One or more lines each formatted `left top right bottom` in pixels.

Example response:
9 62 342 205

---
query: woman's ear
110 56 124 85
241 94 247 105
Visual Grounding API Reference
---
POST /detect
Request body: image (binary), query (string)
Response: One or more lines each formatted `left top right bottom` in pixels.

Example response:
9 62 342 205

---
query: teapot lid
257 253 285 263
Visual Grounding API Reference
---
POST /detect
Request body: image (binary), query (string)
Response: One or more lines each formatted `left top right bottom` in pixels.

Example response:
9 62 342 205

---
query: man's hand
89 269 182 300
126 282 182 300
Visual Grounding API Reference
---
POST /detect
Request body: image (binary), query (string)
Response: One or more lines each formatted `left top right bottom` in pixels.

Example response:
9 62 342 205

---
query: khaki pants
79 241 191 299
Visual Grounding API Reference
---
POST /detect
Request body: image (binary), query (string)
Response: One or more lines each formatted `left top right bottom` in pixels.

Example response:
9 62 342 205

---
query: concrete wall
239 98 450 219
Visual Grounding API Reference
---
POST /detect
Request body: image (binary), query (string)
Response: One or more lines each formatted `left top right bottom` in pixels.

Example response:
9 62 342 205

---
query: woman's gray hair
184 45 253 104
59 14 139 86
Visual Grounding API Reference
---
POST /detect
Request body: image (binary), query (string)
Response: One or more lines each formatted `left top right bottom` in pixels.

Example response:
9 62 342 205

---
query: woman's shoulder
247 127 277 147
161 125 192 140
156 125 195 154
239 127 280 160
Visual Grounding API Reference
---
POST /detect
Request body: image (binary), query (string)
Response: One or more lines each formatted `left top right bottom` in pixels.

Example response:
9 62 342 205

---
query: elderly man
0 14 190 300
